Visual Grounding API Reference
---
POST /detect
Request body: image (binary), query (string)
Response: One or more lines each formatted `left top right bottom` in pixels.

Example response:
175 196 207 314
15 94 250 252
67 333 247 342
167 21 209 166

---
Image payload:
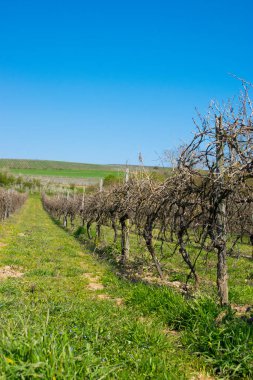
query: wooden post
120 216 129 264
81 187 85 226
64 191 69 227
215 115 229 306
120 167 130 265
82 187 85 208
99 179 103 192
125 168 129 183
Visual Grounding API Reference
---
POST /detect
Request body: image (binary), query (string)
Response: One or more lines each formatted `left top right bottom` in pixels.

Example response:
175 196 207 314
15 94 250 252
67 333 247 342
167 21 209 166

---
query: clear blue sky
0 0 252 165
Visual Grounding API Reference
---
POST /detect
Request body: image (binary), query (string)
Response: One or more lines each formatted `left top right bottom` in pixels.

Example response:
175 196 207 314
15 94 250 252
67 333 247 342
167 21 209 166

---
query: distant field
0 159 126 179
10 168 122 179
0 158 163 182
0 158 122 170
0 158 139 171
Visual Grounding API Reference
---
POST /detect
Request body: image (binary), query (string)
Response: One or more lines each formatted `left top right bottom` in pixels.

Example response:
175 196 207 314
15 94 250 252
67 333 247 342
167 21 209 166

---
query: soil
0 266 23 279
87 282 104 290
83 272 105 290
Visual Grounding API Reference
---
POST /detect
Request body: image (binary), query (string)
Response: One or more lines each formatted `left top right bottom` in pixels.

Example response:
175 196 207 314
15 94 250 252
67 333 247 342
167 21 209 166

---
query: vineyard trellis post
99 179 103 193
63 191 69 227
120 168 130 265
215 115 228 305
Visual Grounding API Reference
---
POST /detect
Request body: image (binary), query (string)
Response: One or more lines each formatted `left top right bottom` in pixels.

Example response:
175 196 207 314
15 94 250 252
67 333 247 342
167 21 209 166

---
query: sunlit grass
0 196 200 379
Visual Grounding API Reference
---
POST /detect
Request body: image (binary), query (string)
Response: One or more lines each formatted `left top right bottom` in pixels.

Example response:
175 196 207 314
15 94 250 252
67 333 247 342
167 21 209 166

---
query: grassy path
0 196 205 379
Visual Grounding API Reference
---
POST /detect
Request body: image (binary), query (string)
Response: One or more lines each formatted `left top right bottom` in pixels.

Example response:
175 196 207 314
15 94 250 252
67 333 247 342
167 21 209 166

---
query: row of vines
42 84 253 306
42 168 252 306
0 188 27 221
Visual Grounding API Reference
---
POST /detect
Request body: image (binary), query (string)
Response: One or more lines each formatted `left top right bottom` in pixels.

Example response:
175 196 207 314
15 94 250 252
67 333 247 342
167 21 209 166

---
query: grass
70 220 253 305
0 197 252 379
0 196 207 379
10 168 122 179
0 158 164 180
0 158 124 180
61 219 253 379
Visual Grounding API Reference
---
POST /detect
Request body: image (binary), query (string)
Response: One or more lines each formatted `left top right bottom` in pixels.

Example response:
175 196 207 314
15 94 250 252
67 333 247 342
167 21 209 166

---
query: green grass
0 158 124 179
62 220 253 379
69 220 253 305
10 168 122 179
0 158 165 181
0 196 206 379
1 197 252 379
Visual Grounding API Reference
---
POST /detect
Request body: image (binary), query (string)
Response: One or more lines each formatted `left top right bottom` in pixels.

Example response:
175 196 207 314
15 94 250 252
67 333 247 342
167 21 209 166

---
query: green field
0 158 145 180
10 168 122 179
0 159 167 183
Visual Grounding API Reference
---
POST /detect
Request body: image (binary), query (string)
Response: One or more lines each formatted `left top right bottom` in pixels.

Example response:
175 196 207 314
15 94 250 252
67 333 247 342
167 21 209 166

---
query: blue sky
0 0 252 165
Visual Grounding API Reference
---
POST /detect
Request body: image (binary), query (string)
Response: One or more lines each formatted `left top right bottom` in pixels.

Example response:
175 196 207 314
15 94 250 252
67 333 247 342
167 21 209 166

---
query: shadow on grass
44 210 168 286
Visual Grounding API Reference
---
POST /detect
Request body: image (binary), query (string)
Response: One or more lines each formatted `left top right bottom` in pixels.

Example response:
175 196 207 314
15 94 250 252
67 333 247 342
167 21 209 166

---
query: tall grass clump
127 284 253 379
179 299 253 379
